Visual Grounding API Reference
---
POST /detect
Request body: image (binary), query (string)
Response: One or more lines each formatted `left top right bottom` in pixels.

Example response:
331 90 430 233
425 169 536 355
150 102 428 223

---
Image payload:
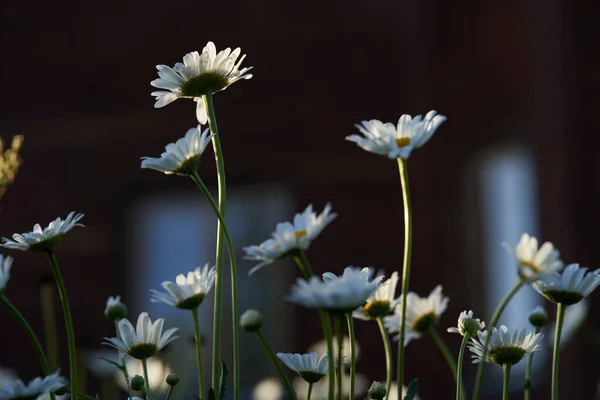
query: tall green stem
192 308 206 398
396 158 413 400
293 255 335 400
0 294 51 374
39 281 59 371
46 251 77 400
142 358 153 400
335 317 344 400
204 93 237 400
456 333 470 400
376 317 393 400
346 313 356 400
502 364 511 400
551 303 566 400
429 328 458 380
255 330 296 400
472 280 524 400
307 382 313 400
524 326 540 400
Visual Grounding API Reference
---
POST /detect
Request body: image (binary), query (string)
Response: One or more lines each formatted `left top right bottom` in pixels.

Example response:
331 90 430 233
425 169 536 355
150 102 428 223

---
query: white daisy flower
532 263 600 305
468 325 543 366
447 310 486 337
150 263 216 310
103 312 179 360
308 336 361 365
1 212 84 252
288 267 383 313
243 203 337 275
503 233 564 281
0 255 13 291
141 126 213 175
383 285 449 345
292 371 368 400
0 371 66 399
151 41 253 124
276 353 329 383
353 271 399 320
345 111 446 160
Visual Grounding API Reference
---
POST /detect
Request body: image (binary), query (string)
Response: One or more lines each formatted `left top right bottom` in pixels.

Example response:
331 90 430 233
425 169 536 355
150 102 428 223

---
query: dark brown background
0 0 599 398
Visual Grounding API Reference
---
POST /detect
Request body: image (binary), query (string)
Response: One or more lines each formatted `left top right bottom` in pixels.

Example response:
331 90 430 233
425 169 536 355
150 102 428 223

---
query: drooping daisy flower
503 233 564 281
151 42 253 124
0 255 13 292
447 310 485 337
353 271 399 320
243 204 337 275
1 212 84 252
276 353 329 383
150 263 216 310
141 126 213 176
532 263 600 305
384 285 449 345
345 111 446 160
469 325 543 366
288 267 383 313
103 312 179 359
0 370 66 399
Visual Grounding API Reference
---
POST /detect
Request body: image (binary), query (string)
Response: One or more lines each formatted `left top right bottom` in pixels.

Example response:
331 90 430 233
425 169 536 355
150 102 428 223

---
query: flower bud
368 381 387 399
129 375 145 391
528 306 549 328
240 309 262 332
105 295 128 321
166 374 180 386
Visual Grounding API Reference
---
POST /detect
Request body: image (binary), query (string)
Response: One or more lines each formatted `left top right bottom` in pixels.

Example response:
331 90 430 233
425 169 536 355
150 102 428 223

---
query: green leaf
403 379 419 400
219 359 228 399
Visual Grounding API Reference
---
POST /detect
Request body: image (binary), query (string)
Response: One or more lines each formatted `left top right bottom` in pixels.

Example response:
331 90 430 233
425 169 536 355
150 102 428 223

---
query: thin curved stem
142 358 153 400
165 385 174 400
336 317 344 400
456 334 470 400
204 93 237 400
429 328 458 380
472 280 524 400
551 304 566 400
293 251 315 279
46 251 77 400
396 158 413 400
524 326 540 400
376 317 393 400
255 330 296 400
192 308 206 398
502 364 511 400
346 313 356 400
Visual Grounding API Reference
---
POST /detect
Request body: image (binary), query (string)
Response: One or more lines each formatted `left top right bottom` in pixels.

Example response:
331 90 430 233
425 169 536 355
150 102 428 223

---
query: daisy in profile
346 111 446 160
353 271 399 320
151 41 253 124
103 312 179 360
288 267 383 313
141 126 213 176
384 285 449 345
532 264 600 305
243 204 337 275
447 310 485 337
1 212 84 252
277 353 329 383
150 263 216 310
503 233 564 281
0 370 66 399
469 325 543 366
0 254 13 292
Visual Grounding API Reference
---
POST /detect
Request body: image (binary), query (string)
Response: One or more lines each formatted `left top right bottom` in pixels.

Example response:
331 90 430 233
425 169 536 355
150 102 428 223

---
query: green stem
336 316 344 400
429 328 458 380
39 281 59 371
204 93 233 400
503 364 511 400
192 308 206 398
472 280 524 400
346 313 356 400
376 317 393 400
46 251 77 400
0 294 51 375
165 385 174 400
142 358 153 400
293 255 334 400
396 158 413 400
456 333 470 400
307 382 313 400
190 171 239 400
255 330 296 400
524 326 540 400
551 303 566 400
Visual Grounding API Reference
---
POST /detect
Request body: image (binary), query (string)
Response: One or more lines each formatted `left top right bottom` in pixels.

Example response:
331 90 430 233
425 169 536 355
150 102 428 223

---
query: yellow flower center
295 230 307 242
395 137 411 148
363 300 391 318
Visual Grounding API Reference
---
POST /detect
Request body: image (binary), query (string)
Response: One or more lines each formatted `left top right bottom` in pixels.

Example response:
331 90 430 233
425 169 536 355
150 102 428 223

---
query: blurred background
0 0 599 398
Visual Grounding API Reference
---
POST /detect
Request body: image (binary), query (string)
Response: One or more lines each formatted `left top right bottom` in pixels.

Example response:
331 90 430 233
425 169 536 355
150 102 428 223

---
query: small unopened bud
105 295 128 321
368 381 387 399
240 309 262 332
529 306 549 328
166 374 180 386
130 375 145 391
